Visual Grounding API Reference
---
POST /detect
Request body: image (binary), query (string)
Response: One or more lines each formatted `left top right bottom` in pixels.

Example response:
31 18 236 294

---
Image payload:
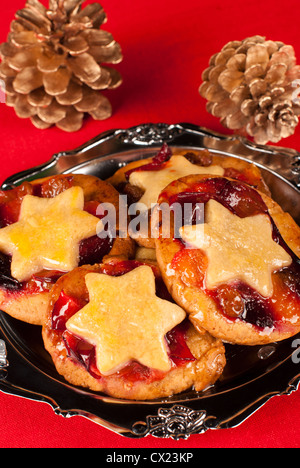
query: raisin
184 150 213 166
40 175 73 198
215 285 244 318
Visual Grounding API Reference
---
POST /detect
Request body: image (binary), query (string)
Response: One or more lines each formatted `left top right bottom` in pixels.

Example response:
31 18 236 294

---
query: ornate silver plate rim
0 122 300 440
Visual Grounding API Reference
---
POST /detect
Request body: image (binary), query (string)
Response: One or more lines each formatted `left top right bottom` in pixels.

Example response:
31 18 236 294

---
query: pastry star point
66 265 186 376
179 199 292 298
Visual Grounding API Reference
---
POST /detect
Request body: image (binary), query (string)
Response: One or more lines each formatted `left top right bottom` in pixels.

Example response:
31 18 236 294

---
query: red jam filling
51 261 195 384
168 178 300 332
167 177 268 218
51 290 86 331
0 182 34 227
125 143 172 180
0 177 113 295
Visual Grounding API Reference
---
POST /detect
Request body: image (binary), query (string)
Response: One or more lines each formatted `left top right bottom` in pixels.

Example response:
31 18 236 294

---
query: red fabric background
0 0 300 448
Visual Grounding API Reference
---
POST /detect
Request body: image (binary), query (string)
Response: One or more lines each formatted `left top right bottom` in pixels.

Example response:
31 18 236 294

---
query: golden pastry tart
0 174 135 325
42 259 226 400
107 144 271 249
155 174 300 346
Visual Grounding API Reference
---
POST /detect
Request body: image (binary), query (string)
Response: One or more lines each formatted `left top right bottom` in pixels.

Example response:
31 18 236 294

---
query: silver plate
0 122 300 440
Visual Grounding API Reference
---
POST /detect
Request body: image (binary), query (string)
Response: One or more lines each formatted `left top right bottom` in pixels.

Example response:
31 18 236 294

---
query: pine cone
199 36 300 145
0 0 123 132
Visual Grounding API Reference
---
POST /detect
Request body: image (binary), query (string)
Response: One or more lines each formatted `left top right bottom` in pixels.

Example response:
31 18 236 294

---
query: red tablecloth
0 0 300 449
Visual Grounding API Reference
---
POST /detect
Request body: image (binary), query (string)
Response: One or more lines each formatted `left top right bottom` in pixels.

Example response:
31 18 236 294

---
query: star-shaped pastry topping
0 187 102 282
179 200 292 298
66 266 186 376
129 155 224 210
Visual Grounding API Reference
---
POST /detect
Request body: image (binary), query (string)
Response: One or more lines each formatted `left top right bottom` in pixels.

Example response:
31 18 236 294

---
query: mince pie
42 259 226 400
0 174 135 325
155 174 300 345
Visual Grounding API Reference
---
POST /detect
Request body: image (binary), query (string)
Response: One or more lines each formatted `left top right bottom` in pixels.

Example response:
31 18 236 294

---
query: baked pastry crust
0 174 135 325
155 174 300 346
42 260 226 400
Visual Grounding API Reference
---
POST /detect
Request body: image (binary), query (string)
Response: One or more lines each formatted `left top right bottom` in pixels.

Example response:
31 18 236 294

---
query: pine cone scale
248 78 267 99
83 29 114 46
0 62 17 78
43 67 71 95
9 46 42 71
0 42 19 58
88 42 122 64
218 69 244 93
67 53 101 83
90 94 112 120
16 7 51 33
28 87 53 106
37 49 66 72
56 80 82 105
13 66 43 93
85 67 111 90
74 86 103 112
38 99 67 123
31 114 51 129
56 107 84 132
64 35 89 55
11 30 38 47
63 0 83 15
14 94 37 118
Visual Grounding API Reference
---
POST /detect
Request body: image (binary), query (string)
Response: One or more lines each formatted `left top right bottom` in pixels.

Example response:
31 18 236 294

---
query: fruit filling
125 143 172 179
51 261 195 384
167 178 300 331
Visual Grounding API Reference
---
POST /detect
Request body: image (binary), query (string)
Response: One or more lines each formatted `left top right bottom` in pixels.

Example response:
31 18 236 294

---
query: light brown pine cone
0 0 123 131
199 36 300 144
